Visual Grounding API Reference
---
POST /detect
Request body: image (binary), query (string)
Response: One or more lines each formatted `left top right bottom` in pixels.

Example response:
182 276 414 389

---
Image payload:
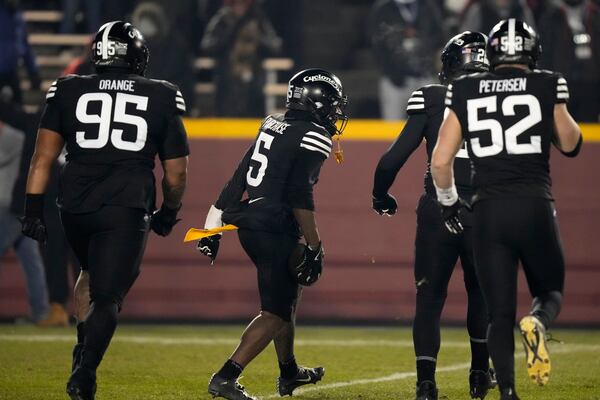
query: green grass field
1 324 599 400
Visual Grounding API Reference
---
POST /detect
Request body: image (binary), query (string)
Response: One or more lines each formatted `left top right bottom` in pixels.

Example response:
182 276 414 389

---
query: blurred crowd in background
1 0 599 119
0 0 599 325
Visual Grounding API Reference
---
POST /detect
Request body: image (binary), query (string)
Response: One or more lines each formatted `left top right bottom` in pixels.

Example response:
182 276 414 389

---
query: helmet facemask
327 95 349 136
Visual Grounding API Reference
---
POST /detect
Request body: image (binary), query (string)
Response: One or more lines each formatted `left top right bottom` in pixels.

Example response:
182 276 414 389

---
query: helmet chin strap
333 135 344 164
304 97 346 165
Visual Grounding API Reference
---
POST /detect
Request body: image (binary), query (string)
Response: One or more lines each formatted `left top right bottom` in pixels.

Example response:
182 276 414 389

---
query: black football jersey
39 72 190 213
215 110 331 212
406 84 473 197
446 67 568 202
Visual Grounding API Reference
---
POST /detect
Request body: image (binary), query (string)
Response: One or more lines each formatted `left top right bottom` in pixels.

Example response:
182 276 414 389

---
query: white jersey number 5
246 131 274 187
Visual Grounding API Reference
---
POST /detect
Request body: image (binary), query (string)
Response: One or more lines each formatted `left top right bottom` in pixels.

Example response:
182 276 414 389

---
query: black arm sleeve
215 145 253 210
158 114 190 160
286 149 326 211
372 113 427 197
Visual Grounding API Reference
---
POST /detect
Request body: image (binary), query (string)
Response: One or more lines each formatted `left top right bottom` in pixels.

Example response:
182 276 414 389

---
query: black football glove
439 198 471 234
19 216 47 243
372 193 398 216
197 234 221 265
20 194 46 243
293 243 324 286
150 203 181 236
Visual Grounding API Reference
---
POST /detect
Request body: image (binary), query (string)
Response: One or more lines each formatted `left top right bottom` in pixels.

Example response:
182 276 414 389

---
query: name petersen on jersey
479 77 527 93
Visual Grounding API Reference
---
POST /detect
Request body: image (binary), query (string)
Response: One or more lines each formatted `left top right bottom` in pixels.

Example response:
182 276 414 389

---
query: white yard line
0 334 599 352
0 334 464 348
1 333 598 399
260 345 599 399
261 362 472 399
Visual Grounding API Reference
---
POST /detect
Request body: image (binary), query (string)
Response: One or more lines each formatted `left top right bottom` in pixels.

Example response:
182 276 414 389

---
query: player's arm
21 128 65 242
162 157 188 209
372 113 427 216
152 101 190 237
431 109 468 234
20 79 65 242
293 209 320 248
214 145 253 211
431 110 462 191
197 145 253 264
288 143 328 270
553 104 582 157
551 75 582 157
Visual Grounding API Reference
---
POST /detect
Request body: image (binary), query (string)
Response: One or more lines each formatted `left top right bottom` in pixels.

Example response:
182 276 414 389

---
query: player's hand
19 216 47 244
197 234 221 265
150 203 181 236
295 243 324 286
20 194 46 243
439 198 471 234
372 193 398 216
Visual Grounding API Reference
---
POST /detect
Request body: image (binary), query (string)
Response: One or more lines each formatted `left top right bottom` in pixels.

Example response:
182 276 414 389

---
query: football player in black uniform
373 31 495 400
197 68 348 400
432 19 582 400
20 22 189 400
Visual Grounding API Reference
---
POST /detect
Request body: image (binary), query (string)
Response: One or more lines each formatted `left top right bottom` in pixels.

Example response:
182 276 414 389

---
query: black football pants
61 205 149 372
472 197 565 390
238 229 299 322
60 205 150 307
413 195 489 378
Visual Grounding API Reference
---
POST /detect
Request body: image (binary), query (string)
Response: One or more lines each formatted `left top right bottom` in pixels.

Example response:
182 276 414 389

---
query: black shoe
416 380 438 400
277 366 325 396
72 343 84 373
500 387 520 400
66 367 97 400
469 368 497 399
208 373 257 400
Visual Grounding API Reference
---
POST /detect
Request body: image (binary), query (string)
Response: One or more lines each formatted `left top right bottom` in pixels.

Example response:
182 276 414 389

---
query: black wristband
560 134 582 158
160 203 181 218
24 194 45 220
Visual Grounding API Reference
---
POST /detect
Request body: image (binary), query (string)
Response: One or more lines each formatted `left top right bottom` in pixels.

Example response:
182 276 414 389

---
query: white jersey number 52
467 94 542 158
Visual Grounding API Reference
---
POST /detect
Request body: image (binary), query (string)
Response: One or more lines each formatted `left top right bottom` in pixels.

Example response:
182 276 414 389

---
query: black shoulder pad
149 79 186 114
407 84 446 116
45 74 80 103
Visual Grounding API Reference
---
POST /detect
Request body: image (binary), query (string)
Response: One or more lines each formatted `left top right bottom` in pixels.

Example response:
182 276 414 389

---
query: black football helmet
91 21 149 75
286 68 349 136
439 31 489 85
487 18 541 69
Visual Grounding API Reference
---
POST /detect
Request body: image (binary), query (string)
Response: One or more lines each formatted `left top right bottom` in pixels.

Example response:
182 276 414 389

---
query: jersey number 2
467 94 542 158
247 131 274 187
75 92 148 152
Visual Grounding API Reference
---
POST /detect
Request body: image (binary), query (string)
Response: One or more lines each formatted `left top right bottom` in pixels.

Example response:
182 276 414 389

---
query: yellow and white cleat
519 315 551 386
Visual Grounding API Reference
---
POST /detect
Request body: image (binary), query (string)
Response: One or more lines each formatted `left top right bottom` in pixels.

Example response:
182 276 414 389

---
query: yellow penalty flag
183 224 238 242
